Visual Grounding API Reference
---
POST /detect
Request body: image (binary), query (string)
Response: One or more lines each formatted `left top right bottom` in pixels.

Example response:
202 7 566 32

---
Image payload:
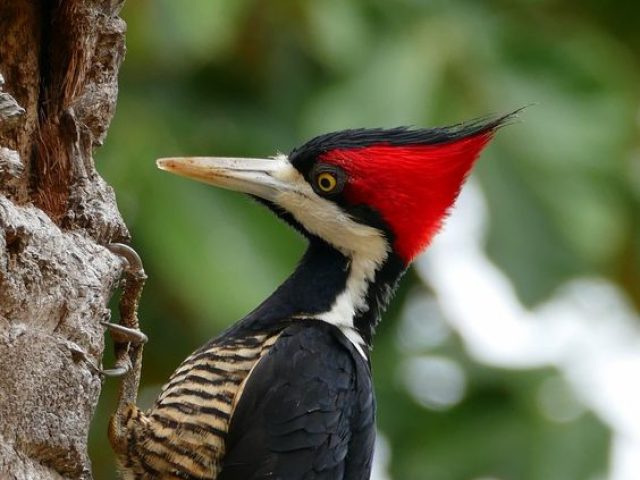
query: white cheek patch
270 156 387 259
271 156 390 358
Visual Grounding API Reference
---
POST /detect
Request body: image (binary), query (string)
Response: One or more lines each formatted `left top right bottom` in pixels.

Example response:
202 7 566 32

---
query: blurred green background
91 1 640 479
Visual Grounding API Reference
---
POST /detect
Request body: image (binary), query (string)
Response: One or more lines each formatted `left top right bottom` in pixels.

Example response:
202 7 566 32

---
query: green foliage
91 1 639 478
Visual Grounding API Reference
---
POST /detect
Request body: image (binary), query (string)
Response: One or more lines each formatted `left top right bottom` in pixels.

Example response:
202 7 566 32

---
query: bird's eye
316 172 338 193
310 164 346 196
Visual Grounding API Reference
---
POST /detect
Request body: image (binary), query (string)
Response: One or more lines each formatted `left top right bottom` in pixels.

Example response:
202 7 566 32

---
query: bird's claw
101 321 148 345
107 243 146 279
101 243 147 393
69 344 131 378
97 359 132 378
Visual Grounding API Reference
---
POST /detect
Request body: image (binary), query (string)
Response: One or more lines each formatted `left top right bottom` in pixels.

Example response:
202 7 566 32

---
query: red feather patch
321 132 495 264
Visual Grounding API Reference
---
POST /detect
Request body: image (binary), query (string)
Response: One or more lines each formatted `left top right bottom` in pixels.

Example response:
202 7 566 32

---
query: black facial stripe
341 203 394 242
252 195 395 262
250 196 311 238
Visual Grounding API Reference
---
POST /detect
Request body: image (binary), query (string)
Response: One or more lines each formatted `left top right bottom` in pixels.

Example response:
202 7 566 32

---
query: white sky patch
411 180 640 480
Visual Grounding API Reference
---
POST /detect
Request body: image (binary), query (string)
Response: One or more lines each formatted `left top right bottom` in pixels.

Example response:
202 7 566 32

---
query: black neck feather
240 236 406 349
244 238 350 324
354 252 406 345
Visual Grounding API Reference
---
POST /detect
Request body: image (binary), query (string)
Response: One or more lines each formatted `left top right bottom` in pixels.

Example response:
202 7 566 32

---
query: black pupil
320 176 333 190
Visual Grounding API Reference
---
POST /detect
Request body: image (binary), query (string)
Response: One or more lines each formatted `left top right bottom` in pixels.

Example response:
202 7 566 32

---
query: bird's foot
103 243 149 456
100 243 147 381
99 322 147 377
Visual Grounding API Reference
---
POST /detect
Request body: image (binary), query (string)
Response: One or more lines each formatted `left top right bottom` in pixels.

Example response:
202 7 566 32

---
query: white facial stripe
271 155 390 357
271 155 388 258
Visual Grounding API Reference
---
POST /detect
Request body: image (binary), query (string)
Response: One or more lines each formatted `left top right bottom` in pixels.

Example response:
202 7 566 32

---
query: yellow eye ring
316 172 338 193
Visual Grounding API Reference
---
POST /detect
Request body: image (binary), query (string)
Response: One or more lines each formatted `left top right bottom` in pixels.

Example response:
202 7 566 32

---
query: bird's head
158 112 516 268
158 112 519 349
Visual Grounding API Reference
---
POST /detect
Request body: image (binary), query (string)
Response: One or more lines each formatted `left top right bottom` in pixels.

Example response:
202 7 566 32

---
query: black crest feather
289 107 525 172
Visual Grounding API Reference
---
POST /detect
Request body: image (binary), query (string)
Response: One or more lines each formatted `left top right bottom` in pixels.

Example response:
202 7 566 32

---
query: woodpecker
106 112 517 480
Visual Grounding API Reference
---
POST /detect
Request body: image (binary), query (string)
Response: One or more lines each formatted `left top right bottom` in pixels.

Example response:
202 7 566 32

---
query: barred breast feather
114 331 281 480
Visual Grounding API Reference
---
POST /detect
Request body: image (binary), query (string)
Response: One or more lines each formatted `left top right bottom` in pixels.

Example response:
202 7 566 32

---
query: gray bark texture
0 1 130 479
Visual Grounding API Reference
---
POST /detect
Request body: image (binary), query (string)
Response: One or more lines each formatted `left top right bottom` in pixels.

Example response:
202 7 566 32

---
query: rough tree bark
0 1 130 479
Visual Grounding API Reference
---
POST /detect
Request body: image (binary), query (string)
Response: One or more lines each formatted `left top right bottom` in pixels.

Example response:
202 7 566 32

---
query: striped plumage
113 332 281 479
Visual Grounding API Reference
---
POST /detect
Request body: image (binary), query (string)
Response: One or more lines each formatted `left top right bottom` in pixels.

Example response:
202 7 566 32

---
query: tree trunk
0 1 129 478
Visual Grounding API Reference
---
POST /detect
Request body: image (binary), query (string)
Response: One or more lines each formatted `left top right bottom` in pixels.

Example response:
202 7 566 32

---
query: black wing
218 322 375 480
